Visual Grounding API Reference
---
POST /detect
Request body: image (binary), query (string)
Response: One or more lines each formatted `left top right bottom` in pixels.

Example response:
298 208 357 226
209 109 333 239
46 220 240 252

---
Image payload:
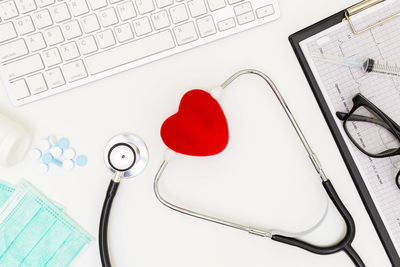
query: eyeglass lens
344 106 400 156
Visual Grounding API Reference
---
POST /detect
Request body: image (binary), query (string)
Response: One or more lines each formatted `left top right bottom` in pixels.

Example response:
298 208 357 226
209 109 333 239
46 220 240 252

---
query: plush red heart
161 89 229 156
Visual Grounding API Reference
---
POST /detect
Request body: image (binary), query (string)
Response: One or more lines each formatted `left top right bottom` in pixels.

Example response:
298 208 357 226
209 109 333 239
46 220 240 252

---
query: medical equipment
154 69 366 266
99 133 148 267
313 53 400 78
0 0 280 106
0 181 92 266
0 113 31 167
0 180 14 207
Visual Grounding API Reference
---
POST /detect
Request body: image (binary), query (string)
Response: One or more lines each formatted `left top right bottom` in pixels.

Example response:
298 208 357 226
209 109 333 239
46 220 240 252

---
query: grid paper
300 0 400 253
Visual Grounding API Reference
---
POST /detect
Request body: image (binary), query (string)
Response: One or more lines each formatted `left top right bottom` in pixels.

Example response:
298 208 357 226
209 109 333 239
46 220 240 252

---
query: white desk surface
0 0 394 266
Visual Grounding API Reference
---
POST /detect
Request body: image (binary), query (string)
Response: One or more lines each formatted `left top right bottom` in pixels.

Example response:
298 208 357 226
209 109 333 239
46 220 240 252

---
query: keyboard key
117 1 136 21
0 1 19 20
132 17 152 36
99 7 119 27
0 22 17 43
4 54 44 80
86 30 175 74
188 0 207 18
68 0 89 16
10 79 30 100
88 0 107 10
63 59 87 81
81 13 100 33
77 35 98 54
43 26 65 45
173 22 198 45
26 32 47 51
50 3 71 23
115 23 134 42
256 5 274 18
196 15 216 37
36 0 55 8
0 39 28 62
60 41 80 60
15 0 37 14
151 10 170 30
26 73 47 94
135 0 154 14
14 16 35 35
169 4 189 24
96 29 115 48
42 47 62 66
62 20 82 39
207 0 225 11
236 11 254 25
217 17 235 31
44 67 65 88
32 9 53 29
233 2 252 16
155 0 172 8
109 0 122 4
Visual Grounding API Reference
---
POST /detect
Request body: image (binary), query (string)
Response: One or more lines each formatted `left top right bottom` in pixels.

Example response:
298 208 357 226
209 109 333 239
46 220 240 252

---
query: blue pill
42 153 54 164
76 155 88 167
57 138 70 149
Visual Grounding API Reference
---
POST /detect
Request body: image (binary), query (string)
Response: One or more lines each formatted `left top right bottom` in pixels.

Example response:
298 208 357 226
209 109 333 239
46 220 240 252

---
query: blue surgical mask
0 180 15 207
0 181 92 266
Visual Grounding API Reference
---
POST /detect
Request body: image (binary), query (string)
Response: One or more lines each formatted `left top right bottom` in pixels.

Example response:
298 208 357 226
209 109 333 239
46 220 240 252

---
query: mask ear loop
154 69 330 238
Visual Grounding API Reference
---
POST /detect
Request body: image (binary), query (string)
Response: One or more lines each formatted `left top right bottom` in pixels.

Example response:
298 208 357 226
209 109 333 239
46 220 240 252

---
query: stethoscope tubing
99 180 120 267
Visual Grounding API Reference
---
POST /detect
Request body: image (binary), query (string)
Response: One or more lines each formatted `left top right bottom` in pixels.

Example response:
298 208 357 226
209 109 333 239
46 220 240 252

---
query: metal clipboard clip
345 0 400 34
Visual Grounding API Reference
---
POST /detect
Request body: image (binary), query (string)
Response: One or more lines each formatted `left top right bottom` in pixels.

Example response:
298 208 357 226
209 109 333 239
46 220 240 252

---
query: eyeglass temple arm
336 112 399 136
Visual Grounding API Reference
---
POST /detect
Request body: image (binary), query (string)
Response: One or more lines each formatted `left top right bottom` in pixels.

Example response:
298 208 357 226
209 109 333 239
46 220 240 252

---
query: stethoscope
99 70 365 267
99 134 149 267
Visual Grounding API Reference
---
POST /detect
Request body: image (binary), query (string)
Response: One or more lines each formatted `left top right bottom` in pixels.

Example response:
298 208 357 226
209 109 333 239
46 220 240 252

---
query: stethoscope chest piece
104 133 148 178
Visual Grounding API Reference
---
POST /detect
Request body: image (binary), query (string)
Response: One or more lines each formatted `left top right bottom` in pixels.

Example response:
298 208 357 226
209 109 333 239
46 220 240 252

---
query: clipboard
289 1 400 266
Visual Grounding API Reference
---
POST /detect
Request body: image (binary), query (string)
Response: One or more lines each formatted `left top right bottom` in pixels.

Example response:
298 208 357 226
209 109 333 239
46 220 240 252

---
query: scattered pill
38 163 49 174
50 146 63 158
76 155 88 167
63 148 76 160
57 138 70 149
42 153 54 164
38 139 51 151
62 159 75 170
29 149 42 160
48 135 57 146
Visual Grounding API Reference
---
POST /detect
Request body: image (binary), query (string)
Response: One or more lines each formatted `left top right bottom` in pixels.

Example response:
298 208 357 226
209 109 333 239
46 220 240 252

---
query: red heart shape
161 89 229 156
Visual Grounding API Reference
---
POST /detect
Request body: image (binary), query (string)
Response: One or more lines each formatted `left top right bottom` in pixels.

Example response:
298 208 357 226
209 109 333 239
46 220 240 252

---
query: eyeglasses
336 93 400 189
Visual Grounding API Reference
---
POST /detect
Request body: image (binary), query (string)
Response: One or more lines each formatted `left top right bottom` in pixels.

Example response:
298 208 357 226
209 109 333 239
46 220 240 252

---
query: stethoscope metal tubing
154 69 365 266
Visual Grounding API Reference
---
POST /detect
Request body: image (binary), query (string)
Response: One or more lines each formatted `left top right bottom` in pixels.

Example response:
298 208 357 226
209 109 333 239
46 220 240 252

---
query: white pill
38 139 51 151
50 147 62 158
62 159 74 170
48 135 57 146
29 149 42 160
63 148 76 160
38 163 49 174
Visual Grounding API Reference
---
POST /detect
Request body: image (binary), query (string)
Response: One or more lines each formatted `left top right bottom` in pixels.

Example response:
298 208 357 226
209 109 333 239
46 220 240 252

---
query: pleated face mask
0 181 14 207
0 181 91 267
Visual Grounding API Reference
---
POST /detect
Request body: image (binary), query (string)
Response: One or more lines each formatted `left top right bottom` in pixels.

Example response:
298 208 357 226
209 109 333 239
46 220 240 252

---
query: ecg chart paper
300 0 400 253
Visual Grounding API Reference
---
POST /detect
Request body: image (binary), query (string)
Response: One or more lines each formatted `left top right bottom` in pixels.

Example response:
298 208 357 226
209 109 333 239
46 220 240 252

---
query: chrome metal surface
105 133 149 179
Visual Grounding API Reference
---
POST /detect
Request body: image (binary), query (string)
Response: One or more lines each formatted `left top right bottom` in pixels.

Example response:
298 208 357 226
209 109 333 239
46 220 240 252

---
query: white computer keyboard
0 0 280 106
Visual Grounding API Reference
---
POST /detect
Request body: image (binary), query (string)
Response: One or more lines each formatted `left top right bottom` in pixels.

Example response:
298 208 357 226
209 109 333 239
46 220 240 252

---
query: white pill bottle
0 113 31 167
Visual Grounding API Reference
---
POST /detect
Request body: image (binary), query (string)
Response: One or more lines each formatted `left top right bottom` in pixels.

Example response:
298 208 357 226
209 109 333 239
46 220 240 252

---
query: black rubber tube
271 180 365 267
99 180 120 267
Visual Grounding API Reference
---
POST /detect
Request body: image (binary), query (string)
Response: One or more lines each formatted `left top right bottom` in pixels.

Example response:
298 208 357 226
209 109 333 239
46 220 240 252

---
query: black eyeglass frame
337 93 400 158
336 93 400 189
